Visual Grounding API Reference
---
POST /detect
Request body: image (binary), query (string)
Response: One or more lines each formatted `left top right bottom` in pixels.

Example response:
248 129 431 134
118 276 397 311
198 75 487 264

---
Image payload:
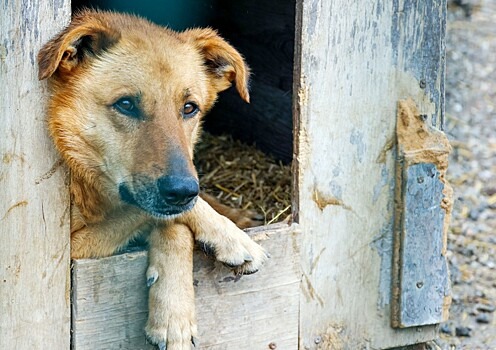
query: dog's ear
183 28 250 103
38 12 120 80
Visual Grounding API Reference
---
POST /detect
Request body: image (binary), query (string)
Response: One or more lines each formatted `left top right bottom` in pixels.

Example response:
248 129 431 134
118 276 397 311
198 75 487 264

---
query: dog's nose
157 175 199 206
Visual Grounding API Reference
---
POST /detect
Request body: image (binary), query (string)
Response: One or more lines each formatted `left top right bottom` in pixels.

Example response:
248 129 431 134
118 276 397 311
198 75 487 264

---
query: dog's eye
113 97 140 118
182 102 199 119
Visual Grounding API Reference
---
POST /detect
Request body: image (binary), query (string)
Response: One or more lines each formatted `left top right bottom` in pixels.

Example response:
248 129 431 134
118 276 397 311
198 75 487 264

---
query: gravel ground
435 1 496 349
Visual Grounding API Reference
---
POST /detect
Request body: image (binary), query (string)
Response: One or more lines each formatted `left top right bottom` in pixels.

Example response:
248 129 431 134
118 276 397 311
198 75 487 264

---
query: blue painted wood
392 0 447 129
397 162 450 327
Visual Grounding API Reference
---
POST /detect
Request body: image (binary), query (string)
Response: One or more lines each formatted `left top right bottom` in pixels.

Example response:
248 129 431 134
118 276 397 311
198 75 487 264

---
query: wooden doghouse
1 1 451 349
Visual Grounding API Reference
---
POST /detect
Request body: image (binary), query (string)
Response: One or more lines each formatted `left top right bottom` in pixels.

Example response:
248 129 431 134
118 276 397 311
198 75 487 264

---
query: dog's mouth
118 182 197 219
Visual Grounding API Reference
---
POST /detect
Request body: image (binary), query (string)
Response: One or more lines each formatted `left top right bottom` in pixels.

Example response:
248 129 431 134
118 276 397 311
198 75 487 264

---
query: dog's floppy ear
183 28 250 103
38 12 120 80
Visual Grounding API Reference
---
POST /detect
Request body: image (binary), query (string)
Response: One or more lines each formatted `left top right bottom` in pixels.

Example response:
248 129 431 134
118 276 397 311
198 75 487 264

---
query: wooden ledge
71 224 300 350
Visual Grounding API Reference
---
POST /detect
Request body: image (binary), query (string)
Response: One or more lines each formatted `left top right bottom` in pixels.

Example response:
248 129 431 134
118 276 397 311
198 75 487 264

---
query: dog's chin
118 184 197 220
143 199 196 220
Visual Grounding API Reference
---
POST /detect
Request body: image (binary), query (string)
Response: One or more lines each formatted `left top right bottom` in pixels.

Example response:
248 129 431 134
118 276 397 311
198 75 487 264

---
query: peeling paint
329 180 343 199
393 70 436 121
376 135 395 164
371 221 394 310
306 0 319 37
2 201 28 221
350 128 366 163
391 0 446 127
372 164 390 203
310 247 326 274
319 324 346 350
297 82 309 107
35 158 63 184
312 188 351 211
307 324 371 350
291 224 302 256
302 273 324 307
0 42 7 69
2 152 25 164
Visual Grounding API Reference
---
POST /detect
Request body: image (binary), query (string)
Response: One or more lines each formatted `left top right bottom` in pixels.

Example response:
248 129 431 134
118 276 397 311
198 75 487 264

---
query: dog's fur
38 10 267 349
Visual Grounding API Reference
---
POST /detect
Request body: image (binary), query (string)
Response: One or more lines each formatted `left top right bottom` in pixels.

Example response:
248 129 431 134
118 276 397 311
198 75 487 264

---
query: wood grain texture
0 1 71 349
293 0 446 348
72 224 300 350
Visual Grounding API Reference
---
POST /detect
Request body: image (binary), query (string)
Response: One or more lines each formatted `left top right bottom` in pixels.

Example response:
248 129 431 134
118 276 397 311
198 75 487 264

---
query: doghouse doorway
72 0 296 224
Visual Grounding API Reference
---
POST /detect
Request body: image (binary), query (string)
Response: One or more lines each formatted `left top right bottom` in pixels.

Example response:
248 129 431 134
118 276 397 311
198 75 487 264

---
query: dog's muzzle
119 175 199 218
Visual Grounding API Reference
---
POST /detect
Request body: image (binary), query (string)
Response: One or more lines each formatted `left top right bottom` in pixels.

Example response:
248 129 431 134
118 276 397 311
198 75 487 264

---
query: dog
38 10 268 349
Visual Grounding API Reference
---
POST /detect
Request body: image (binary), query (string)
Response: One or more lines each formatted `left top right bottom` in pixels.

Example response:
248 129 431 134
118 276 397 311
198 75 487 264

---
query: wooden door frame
294 0 447 348
1 1 72 349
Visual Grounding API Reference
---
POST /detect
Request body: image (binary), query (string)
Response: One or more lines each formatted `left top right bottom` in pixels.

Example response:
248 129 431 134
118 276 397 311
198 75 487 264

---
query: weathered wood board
0 1 71 349
72 224 300 350
293 0 447 349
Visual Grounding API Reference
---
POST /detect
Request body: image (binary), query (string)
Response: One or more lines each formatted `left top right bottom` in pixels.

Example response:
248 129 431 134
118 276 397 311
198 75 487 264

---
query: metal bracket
392 99 452 328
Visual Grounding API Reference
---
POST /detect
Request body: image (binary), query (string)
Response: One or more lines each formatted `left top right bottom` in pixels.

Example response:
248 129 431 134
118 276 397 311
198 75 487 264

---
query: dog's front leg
178 197 269 275
71 207 149 259
145 223 197 350
200 193 263 229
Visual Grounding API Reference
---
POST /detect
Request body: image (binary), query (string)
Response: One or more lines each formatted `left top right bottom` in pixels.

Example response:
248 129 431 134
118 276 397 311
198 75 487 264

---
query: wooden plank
72 224 300 350
293 0 446 348
0 1 71 349
392 99 452 328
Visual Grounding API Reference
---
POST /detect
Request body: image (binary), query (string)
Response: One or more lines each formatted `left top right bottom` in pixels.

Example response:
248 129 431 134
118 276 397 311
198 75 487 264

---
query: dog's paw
145 274 198 350
230 235 269 275
199 230 269 275
145 318 198 350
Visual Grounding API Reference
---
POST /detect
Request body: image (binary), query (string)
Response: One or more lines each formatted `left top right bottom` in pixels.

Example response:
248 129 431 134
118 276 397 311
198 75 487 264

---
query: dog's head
38 10 250 219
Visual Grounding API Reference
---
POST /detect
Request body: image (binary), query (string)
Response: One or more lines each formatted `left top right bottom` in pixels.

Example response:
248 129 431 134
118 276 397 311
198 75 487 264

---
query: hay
195 132 292 225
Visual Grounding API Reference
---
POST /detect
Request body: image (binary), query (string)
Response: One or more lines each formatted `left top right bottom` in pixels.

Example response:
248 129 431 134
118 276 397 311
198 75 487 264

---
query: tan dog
38 10 268 350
